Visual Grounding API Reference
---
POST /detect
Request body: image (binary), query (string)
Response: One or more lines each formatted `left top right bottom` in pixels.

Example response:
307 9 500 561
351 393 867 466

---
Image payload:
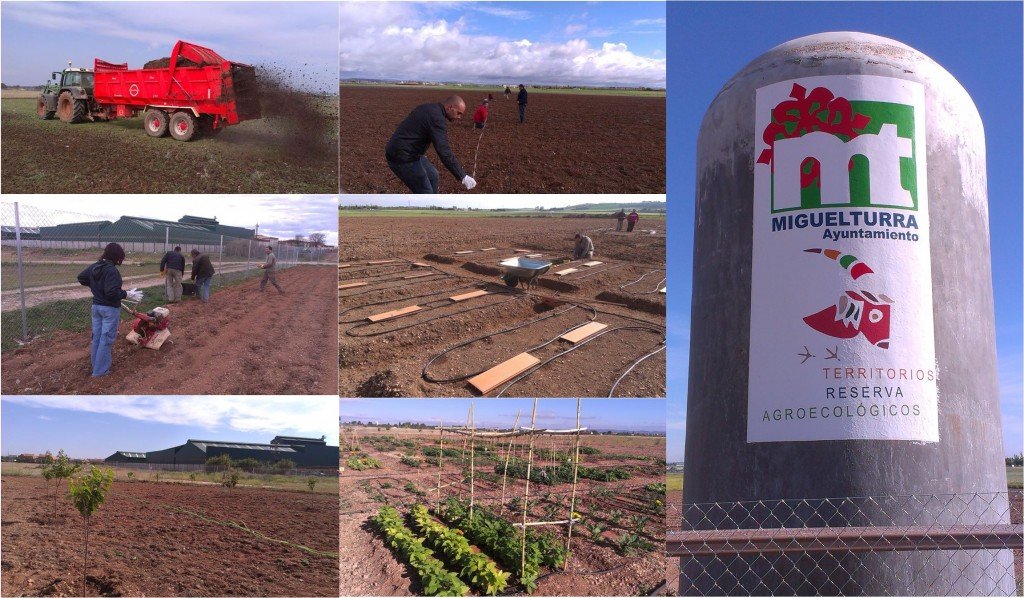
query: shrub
346 456 381 471
275 459 296 471
400 454 421 468
205 454 233 473
235 458 262 472
307 477 318 492
44 449 81 518
371 506 468 596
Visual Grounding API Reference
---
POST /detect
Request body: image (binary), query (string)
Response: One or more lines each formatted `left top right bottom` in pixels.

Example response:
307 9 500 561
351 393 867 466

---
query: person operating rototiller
121 289 172 350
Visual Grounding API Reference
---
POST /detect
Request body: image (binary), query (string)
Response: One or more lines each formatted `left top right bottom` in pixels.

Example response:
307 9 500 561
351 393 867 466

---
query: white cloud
631 18 666 26
4 396 338 440
340 3 665 88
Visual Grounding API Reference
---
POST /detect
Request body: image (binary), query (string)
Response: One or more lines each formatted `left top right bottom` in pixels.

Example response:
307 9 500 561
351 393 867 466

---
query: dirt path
1 265 337 394
1 263 257 311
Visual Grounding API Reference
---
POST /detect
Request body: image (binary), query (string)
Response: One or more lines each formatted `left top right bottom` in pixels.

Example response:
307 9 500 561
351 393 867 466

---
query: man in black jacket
385 96 477 194
517 84 528 124
190 249 216 304
159 245 186 303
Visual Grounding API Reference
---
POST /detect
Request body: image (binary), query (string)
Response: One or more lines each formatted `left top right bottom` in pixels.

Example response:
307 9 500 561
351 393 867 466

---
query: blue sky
340 1 666 87
666 1 1023 462
341 399 665 434
0 2 337 92
1 397 339 459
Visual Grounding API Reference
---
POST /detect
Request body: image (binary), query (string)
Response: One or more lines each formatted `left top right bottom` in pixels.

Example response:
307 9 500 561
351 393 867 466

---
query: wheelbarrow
500 257 552 290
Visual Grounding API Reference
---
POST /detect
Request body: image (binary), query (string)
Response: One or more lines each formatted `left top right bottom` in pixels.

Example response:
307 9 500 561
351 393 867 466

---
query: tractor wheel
36 97 55 120
56 91 76 122
70 99 87 123
144 109 169 137
169 112 197 142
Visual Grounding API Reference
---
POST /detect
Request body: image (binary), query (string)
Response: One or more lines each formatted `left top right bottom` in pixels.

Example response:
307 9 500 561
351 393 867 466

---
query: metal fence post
218 235 224 287
165 226 169 253
14 202 29 342
246 239 252 278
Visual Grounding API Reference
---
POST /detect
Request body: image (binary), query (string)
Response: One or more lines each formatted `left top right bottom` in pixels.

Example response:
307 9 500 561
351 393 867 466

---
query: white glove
126 288 143 302
462 175 477 190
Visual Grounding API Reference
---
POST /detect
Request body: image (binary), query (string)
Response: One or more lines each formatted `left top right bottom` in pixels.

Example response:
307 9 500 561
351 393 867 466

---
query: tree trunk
82 516 90 597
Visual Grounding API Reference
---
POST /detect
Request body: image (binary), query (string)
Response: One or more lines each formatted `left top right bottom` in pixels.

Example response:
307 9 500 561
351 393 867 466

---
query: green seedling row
372 506 469 596
410 504 510 596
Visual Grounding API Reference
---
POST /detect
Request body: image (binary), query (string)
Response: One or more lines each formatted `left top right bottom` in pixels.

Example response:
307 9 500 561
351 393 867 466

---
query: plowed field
340 426 667 596
340 86 665 194
1 265 337 395
1 473 339 597
338 216 666 398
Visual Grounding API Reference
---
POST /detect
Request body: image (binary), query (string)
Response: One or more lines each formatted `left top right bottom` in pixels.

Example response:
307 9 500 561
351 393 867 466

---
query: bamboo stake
521 398 538 581
565 398 582 571
436 419 444 513
469 402 476 520
500 410 522 513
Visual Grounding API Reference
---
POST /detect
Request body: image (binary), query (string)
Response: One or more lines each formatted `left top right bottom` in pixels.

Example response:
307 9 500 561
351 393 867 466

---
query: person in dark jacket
385 96 477 194
159 245 186 303
76 242 129 377
615 209 626 232
516 84 528 123
190 249 215 304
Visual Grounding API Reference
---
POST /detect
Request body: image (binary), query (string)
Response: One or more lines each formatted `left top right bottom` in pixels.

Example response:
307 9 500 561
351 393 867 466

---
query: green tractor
37 64 95 123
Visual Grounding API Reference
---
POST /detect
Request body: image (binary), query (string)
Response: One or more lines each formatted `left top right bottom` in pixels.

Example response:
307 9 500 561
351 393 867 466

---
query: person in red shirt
473 99 489 129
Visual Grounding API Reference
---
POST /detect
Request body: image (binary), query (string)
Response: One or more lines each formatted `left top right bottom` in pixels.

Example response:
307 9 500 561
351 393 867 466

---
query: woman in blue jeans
77 243 128 377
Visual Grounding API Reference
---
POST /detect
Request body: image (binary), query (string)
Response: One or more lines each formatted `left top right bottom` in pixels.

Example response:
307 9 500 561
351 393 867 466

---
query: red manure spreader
37 40 261 141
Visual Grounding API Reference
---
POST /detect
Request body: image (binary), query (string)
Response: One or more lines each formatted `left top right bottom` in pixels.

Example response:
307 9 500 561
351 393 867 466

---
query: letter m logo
756 81 921 213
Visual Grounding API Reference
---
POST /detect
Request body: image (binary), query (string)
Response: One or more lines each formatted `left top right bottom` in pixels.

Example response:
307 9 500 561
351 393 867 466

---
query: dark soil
340 86 665 194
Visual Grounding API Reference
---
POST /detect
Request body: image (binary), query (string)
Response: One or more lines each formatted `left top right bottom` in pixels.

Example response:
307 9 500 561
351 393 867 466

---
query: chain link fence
2 201 335 351
667 492 1023 596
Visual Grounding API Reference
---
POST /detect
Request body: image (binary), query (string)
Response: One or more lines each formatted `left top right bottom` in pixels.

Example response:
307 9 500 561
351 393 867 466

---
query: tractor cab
37 65 95 122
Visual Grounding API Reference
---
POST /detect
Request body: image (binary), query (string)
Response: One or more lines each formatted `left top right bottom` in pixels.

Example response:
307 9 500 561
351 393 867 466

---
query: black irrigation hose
337 280 477 321
345 292 524 338
337 276 458 303
338 261 416 281
607 343 667 397
339 265 444 286
591 306 667 329
494 325 665 397
422 303 598 383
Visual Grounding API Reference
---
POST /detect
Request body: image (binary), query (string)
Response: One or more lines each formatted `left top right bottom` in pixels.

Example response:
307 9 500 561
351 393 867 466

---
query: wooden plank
554 268 579 276
455 250 475 255
338 264 351 268
480 247 497 251
411 262 432 268
468 353 541 394
525 253 543 258
367 260 394 265
402 272 433 279
560 322 608 344
583 261 603 267
660 288 666 294
514 249 530 253
367 305 421 322
450 290 489 302
338 282 368 289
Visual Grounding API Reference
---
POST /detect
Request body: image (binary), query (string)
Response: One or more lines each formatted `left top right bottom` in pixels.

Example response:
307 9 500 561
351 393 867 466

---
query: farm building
104 451 147 463
37 220 111 241
11 215 257 252
105 435 338 468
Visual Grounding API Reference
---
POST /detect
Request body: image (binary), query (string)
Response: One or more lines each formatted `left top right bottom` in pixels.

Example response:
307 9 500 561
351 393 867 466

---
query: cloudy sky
340 194 665 210
340 2 666 88
341 398 666 433
5 195 338 246
1 396 338 458
0 2 337 91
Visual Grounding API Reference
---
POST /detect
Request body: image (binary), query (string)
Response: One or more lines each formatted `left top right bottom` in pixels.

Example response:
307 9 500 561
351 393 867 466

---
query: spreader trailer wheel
36 97 55 120
169 111 198 142
144 109 169 137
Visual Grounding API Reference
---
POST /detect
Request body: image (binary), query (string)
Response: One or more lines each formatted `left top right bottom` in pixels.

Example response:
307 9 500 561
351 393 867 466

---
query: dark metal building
105 436 337 468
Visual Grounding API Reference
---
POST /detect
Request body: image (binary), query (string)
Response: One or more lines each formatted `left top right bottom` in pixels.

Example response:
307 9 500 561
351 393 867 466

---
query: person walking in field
385 96 477 194
627 209 640 232
473 99 489 130
504 86 512 99
615 209 626 232
190 249 215 304
77 242 140 377
572 233 595 260
159 245 185 303
258 245 284 294
516 84 528 124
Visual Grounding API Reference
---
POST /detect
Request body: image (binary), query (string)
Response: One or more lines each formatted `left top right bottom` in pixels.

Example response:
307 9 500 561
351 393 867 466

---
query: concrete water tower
683 31 1012 595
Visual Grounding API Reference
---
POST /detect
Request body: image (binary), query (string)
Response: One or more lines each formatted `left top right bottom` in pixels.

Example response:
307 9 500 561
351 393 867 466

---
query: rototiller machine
120 291 172 350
